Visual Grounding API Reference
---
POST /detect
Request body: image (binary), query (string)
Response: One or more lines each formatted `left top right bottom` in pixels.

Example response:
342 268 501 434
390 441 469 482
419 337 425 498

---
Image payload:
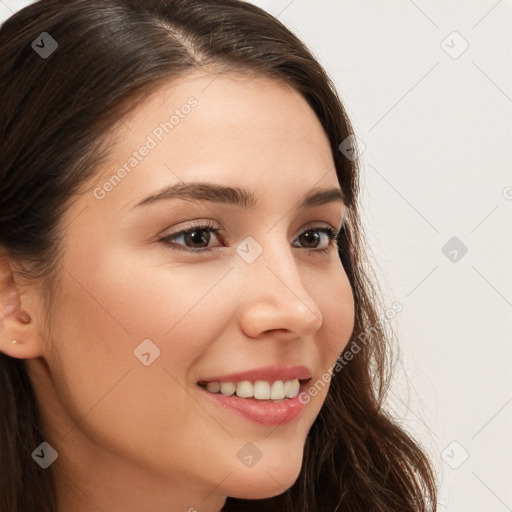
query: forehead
88 71 339 212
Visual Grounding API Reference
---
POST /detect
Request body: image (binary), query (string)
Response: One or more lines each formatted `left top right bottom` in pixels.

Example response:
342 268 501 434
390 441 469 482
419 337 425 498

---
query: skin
0 71 355 512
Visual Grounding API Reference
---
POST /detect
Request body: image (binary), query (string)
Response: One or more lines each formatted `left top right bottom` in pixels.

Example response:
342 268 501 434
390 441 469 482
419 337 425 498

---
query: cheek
44 257 236 478
309 265 355 405
51 247 228 396
64 240 232 341
315 265 355 364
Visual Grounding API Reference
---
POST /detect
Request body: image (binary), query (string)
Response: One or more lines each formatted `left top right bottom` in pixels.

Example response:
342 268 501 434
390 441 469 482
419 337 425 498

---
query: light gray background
1 1 511 510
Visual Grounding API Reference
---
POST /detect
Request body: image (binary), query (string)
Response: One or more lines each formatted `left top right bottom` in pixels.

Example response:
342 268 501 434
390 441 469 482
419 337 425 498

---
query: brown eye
181 228 213 249
298 229 322 248
293 226 339 254
159 220 222 253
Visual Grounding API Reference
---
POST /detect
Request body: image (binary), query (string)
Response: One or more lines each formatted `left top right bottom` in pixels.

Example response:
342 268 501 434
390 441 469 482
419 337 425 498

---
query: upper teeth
204 379 301 399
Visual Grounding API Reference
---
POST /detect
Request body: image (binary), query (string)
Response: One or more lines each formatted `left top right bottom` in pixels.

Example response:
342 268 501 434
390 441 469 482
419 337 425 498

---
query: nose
236 239 323 340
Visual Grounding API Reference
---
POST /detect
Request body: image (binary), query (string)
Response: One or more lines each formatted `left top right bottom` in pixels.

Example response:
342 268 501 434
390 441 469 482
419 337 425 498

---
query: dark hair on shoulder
0 1 438 510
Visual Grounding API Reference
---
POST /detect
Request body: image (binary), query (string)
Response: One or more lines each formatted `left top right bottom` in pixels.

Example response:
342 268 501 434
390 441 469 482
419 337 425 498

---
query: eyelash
159 220 342 255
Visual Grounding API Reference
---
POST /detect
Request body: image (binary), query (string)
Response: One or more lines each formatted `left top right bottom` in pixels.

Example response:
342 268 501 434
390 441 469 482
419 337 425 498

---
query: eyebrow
130 182 344 212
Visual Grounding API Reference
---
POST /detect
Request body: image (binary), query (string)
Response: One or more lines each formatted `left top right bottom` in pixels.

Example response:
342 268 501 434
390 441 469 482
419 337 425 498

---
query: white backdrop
2 1 511 510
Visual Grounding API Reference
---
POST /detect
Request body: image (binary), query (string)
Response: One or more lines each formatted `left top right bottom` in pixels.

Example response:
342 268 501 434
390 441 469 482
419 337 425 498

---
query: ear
0 250 45 359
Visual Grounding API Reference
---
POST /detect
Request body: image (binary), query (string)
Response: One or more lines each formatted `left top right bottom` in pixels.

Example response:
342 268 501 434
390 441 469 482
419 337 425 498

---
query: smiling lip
196 364 312 384
198 379 310 426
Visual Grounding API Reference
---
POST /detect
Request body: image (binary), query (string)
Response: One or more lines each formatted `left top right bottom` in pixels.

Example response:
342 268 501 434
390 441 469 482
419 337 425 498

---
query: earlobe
1 302 40 358
0 254 43 359
1 304 43 360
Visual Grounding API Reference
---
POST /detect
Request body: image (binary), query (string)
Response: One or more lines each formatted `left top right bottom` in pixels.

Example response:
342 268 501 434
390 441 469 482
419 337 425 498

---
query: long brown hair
0 0 438 510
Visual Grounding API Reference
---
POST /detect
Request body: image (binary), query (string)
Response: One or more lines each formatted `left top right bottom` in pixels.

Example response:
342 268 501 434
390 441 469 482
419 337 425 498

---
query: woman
0 0 438 510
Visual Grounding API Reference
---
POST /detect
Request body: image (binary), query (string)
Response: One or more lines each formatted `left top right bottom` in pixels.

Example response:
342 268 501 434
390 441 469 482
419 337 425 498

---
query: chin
224 460 302 500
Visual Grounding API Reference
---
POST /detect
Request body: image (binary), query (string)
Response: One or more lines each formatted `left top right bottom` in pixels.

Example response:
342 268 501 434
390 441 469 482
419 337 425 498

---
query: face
25 71 355 510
